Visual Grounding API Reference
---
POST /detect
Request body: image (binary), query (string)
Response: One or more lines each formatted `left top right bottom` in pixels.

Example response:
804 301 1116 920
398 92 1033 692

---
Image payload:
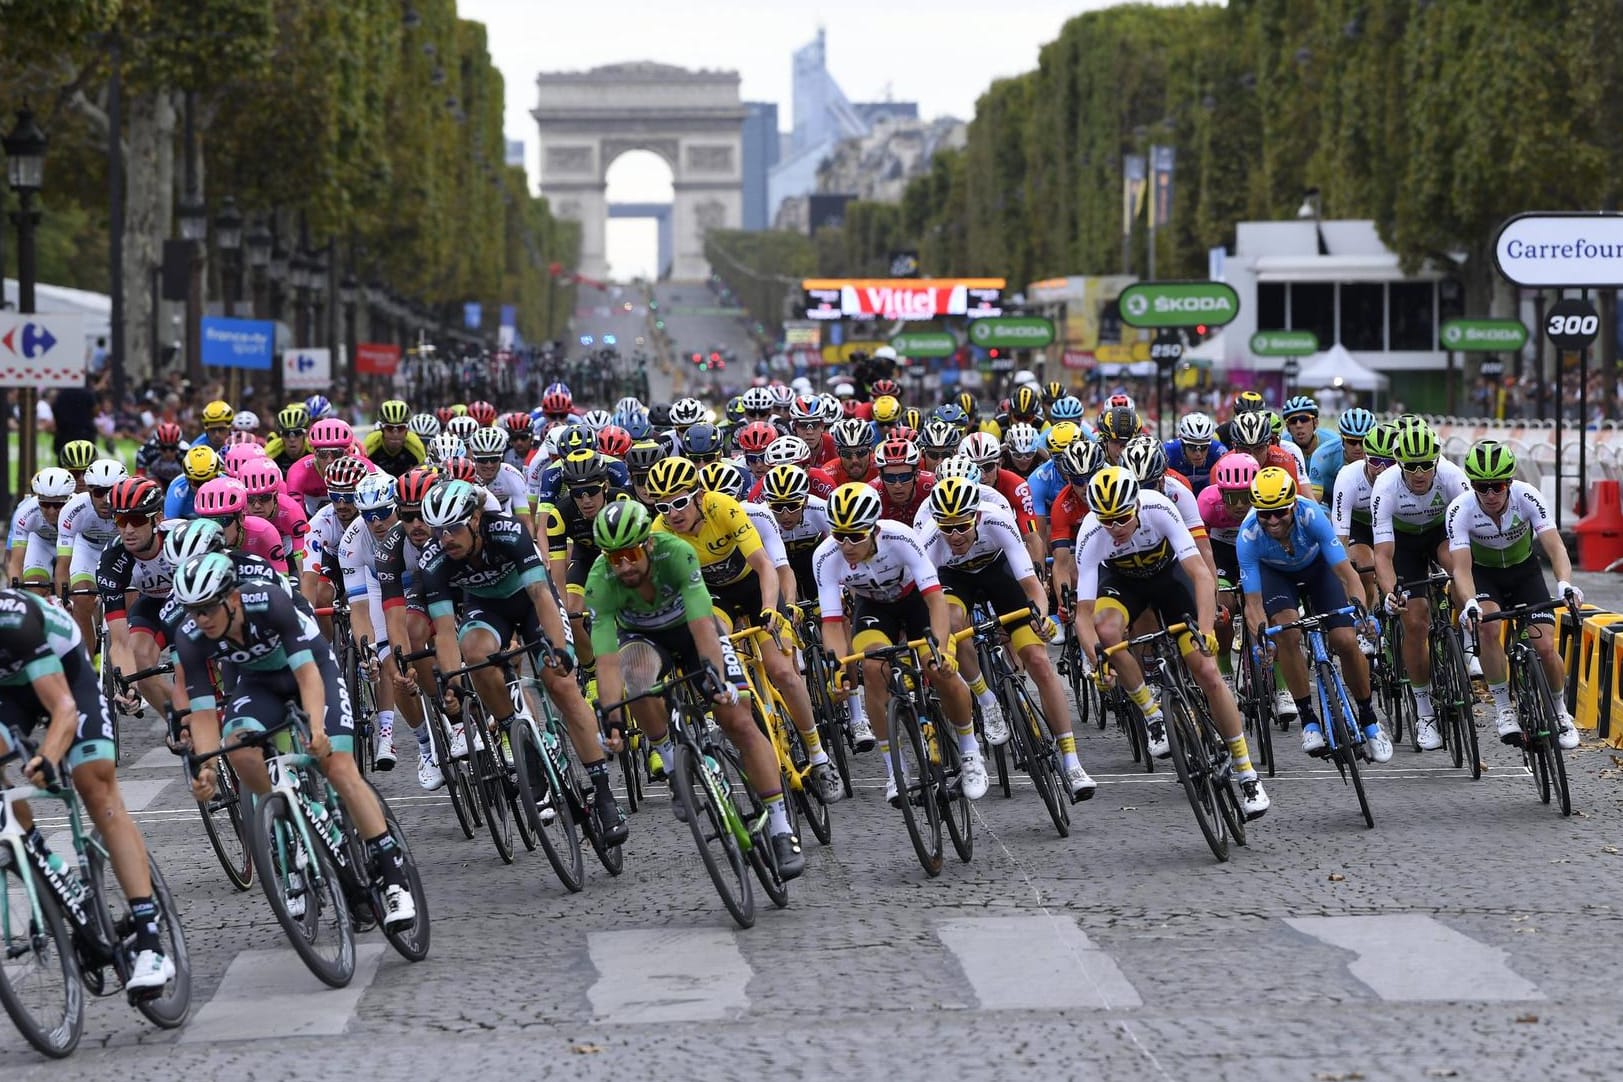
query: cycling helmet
1178 412 1217 444
902 406 923 433
579 409 613 434
1232 390 1266 414
827 483 882 531
560 449 611 488
355 472 397 512
1058 440 1104 483
1046 421 1083 454
788 397 821 423
619 413 652 440
109 477 163 516
438 458 479 485
304 395 335 421
1121 435 1168 485
699 460 748 500
765 435 811 467
1010 385 1041 418
396 467 439 507
593 499 653 551
59 440 97 471
504 411 533 438
918 420 961 456
445 415 479 441
408 413 441 439
1282 395 1320 419
1229 410 1273 447
239 459 283 496
1049 396 1084 422
768 384 796 411
467 401 497 427
82 459 128 489
222 443 264 477
434 407 455 427
1269 411 1285 437
741 387 774 415
1337 407 1377 439
1392 419 1439 465
734 422 778 455
1098 407 1140 441
231 410 260 433
1212 452 1261 493
1363 422 1398 461
1250 466 1297 510
184 445 223 484
956 391 978 418
309 418 354 449
466 427 508 458
646 457 701 499
422 479 482 527
615 396 644 417
1044 380 1066 404
277 404 311 433
155 422 184 447
173 551 238 607
541 387 573 415
1004 423 1041 456
1086 466 1140 518
624 439 665 474
831 418 873 452
596 424 633 458
931 403 969 431
426 433 466 465
201 400 235 427
225 430 260 449
960 431 1001 467
375 399 409 426
556 424 594 456
871 378 901 399
887 425 918 445
31 467 75 500
818 394 844 425
872 395 902 425
1464 440 1517 483
762 465 810 503
321 457 367 494
669 398 705 427
195 477 250 517
163 518 227 565
874 437 920 469
934 455 983 484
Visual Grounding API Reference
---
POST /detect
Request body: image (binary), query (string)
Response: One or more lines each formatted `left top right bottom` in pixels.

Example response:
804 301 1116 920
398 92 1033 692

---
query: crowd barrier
1563 604 1623 748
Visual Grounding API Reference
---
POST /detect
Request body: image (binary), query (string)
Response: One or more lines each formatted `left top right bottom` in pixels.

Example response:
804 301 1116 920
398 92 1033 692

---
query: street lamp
307 251 328 349
340 274 359 400
177 195 207 242
2 106 48 516
246 218 271 320
215 196 243 317
290 255 311 346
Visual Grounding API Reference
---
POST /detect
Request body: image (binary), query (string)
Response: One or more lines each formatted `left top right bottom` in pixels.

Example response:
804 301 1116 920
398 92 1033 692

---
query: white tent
1294 343 1388 392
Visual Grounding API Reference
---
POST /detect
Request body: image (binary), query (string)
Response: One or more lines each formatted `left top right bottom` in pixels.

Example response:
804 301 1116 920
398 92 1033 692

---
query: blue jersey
163 475 196 520
1236 497 1348 594
1026 459 1068 518
1164 438 1228 494
1309 437 1346 505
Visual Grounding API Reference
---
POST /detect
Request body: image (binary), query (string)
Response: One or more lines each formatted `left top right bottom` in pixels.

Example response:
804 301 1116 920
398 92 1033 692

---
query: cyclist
194 477 289 573
1121 435 1215 576
587 501 804 876
364 399 427 477
503 412 539 469
163 445 223 519
1313 406 1375 508
288 419 370 516
1332 419 1398 622
1164 412 1226 494
1281 396 1340 500
238 459 311 574
135 422 188 484
1199 452 1259 674
1372 418 1470 751
870 437 936 525
172 552 416 929
788 396 837 464
1239 467 1392 763
0 586 175 990
55 458 127 650
537 450 630 699
300 457 369 614
1096 406 1141 465
1447 441 1581 749
418 480 628 845
825 418 878 487
1070 467 1269 819
1227 410 1301 484
959 432 1041 565
924 477 1096 801
1001 422 1046 479
265 403 312 473
376 468 449 790
468 427 533 531
8 468 73 591
193 400 237 451
97 479 180 717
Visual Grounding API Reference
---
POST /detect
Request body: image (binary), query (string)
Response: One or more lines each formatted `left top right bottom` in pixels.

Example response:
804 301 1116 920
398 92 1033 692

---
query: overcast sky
459 0 1181 277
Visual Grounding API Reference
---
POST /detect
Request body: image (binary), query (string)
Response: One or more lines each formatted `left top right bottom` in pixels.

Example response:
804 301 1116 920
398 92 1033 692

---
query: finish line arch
533 62 743 281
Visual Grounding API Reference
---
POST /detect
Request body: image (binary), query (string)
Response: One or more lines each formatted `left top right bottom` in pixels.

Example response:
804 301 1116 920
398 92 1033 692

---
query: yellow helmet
201 400 235 427
827 482 882 532
928 476 981 523
646 457 700 500
1249 466 1297 510
379 399 411 425
1087 465 1140 519
872 395 902 425
448 403 469 417
184 445 223 484
277 403 311 432
59 439 98 471
1046 421 1082 453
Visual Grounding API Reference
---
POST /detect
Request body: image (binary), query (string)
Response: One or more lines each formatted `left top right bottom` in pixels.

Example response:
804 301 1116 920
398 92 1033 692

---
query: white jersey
1331 459 1379 538
1073 490 1198 599
302 503 349 570
918 505 1035 579
8 496 58 546
56 492 117 550
743 502 788 569
481 462 529 516
1444 481 1553 569
1279 439 1308 478
813 520 940 617
911 483 1011 533
337 517 389 644
1370 458 1470 545
1159 475 1205 538
775 496 830 552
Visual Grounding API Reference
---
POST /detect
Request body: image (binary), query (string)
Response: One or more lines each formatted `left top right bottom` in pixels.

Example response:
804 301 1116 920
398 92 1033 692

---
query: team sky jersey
56 492 117 551
1196 484 1246 546
419 511 547 621
1026 459 1067 519
173 586 330 714
1072 490 1198 598
1370 458 1470 545
96 533 177 619
742 502 789 570
584 531 714 655
0 590 79 687
1445 481 1554 569
653 491 761 588
1310 440 1347 504
373 521 424 610
1235 496 1349 594
1164 438 1228 493
527 456 631 509
821 458 879 486
919 505 1035 578
1158 475 1207 540
812 521 941 619
361 430 427 477
1047 485 1091 546
869 472 936 525
911 483 1013 533
1331 460 1381 538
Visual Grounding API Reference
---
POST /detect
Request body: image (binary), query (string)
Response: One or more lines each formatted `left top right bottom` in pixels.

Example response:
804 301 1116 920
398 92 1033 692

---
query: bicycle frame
729 625 811 796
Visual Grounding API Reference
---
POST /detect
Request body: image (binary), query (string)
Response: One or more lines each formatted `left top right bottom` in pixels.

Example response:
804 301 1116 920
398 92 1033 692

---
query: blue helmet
544 381 571 400
620 412 652 440
1282 395 1319 419
1049 395 1084 422
304 394 334 421
931 403 969 430
1337 407 1377 438
682 422 724 457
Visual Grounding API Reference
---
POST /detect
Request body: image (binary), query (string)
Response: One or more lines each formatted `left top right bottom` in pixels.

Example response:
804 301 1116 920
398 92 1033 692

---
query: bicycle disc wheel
0 862 83 1058
937 718 974 864
196 757 253 890
1322 676 1374 829
1007 678 1068 837
888 697 943 877
514 720 584 893
670 742 754 928
248 793 355 988
367 784 431 962
83 846 192 1028
1164 694 1229 862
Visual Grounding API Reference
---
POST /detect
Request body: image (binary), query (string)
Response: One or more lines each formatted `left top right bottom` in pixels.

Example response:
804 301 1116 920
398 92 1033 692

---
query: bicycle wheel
82 845 192 1027
0 862 82 1058
368 784 431 962
1005 676 1068 837
1119 692 1154 772
717 743 789 911
550 717 624 877
669 741 754 928
1240 635 1276 778
888 696 943 876
248 793 355 988
785 729 832 848
805 646 854 799
1321 665 1374 829
194 756 253 891
513 719 584 893
1164 692 1229 862
1439 630 1480 778
1522 659 1571 817
936 716 974 864
466 709 514 864
424 699 478 839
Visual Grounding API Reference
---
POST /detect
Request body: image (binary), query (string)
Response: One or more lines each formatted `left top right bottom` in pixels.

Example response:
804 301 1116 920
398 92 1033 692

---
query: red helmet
872 378 901 398
109 477 163 516
155 422 183 447
596 425 632 458
875 437 921 469
434 406 455 426
541 389 572 415
467 400 497 426
396 466 438 506
736 421 779 454
324 455 369 491
504 412 533 437
438 458 479 484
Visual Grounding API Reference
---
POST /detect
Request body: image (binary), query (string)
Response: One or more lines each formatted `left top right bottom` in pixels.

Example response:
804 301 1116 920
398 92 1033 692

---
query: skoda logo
1442 325 1462 346
1124 293 1149 318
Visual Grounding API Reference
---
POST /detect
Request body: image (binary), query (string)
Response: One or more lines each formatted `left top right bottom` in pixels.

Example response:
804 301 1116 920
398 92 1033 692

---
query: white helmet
1004 423 1041 455
445 415 479 441
31 467 76 500
934 455 984 483
355 472 397 512
790 376 813 394
467 427 509 457
960 431 1001 467
580 409 613 433
232 410 260 432
873 346 898 362
833 382 855 398
1177 412 1217 443
1012 369 1037 388
764 435 811 467
669 398 705 426
818 394 844 424
742 387 774 413
768 384 796 410
172 551 238 607
427 433 466 464
408 413 441 439
83 459 129 489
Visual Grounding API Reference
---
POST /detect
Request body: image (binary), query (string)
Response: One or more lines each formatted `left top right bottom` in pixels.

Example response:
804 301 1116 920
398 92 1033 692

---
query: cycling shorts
0 648 117 767
1473 557 1555 625
1392 525 1447 588
69 536 110 586
939 557 1041 652
1096 564 1201 655
221 658 354 755
1258 558 1355 631
625 621 746 691
849 589 932 654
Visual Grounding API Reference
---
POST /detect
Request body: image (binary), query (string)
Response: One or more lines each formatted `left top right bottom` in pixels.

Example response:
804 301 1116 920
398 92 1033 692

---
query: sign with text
1493 212 1623 287
1117 280 1239 329
802 278 1005 322
890 331 958 358
355 342 401 375
283 347 332 390
967 317 1054 349
1544 298 1600 350
1249 329 1319 356
200 316 275 370
0 313 85 388
1440 319 1528 352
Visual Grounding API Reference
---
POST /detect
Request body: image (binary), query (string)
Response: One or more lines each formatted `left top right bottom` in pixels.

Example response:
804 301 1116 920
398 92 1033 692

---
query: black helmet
624 438 664 474
560 449 609 487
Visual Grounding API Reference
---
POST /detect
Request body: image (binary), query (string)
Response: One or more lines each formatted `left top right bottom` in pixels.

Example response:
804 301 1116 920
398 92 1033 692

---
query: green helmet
1463 440 1517 482
379 399 411 425
592 499 653 551
1392 418 1438 465
1268 411 1284 437
1363 421 1398 460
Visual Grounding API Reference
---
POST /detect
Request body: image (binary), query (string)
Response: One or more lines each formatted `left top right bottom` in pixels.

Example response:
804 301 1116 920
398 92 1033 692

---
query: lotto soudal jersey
418 511 546 619
1370 458 1470 544
173 585 331 713
0 589 80 686
812 521 941 619
1444 481 1554 569
1072 490 1198 597
918 505 1035 578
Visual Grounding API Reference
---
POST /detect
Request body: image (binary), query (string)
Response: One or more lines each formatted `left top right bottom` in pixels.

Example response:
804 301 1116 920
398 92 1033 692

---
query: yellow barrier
1573 612 1623 734
1559 604 1604 715
1603 623 1623 743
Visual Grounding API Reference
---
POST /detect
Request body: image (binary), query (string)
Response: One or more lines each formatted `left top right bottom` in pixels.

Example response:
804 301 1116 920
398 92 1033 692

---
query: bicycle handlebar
1474 597 1568 625
1262 603 1363 637
593 663 721 721
182 703 309 779
1098 620 1193 660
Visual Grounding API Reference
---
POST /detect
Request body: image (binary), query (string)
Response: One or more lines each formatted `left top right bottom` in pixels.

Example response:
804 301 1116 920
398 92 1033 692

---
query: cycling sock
129 896 162 955
1274 668 1289 692
1412 683 1433 716
1127 683 1158 717
586 758 613 798
1226 734 1255 778
1489 681 1512 712
848 694 869 725
654 738 675 769
1295 696 1315 720
1057 733 1077 757
955 724 980 757
969 675 997 714
377 709 395 739
1216 649 1232 676
799 724 824 758
414 724 433 752
1356 698 1380 728
366 832 407 885
879 743 895 775
763 792 791 834
1063 750 1082 772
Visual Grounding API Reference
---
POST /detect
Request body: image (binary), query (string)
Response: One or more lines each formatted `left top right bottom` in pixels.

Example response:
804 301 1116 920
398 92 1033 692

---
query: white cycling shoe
958 752 989 800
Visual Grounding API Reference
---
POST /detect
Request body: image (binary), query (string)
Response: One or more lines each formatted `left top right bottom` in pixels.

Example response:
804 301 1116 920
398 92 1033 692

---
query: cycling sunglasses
1255 506 1293 520
246 492 277 503
604 545 646 567
471 455 503 465
1400 459 1437 474
327 490 358 505
655 492 699 516
1366 456 1395 469
381 423 409 433
832 528 872 545
1096 512 1136 528
1472 480 1509 495
767 499 805 513
568 483 607 499
281 428 308 437
430 519 472 539
184 597 228 618
880 471 915 485
360 506 395 523
37 500 66 510
114 512 154 528
396 508 423 524
936 518 976 535
88 486 115 500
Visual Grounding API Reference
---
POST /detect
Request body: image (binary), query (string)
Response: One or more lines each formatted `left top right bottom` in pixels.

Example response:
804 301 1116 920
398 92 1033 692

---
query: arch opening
605 149 674 281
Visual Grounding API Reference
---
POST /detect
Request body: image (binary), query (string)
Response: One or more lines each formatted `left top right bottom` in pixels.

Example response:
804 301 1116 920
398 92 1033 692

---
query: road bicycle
395 644 482 840
326 600 379 776
969 606 1069 837
1234 617 1277 777
1475 598 1572 816
731 623 830 845
1399 568 1480 777
795 602 854 799
1354 564 1416 745
1056 586 1102 734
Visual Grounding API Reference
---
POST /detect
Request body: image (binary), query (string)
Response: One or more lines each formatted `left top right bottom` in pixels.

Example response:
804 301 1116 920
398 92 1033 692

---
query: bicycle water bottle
703 753 732 799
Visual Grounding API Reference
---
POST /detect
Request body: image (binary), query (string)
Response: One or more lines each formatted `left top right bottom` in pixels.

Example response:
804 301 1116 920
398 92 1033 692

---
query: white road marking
1286 914 1544 1002
937 915 1143 1010
118 778 172 812
131 745 179 771
587 928 751 1023
179 943 385 1042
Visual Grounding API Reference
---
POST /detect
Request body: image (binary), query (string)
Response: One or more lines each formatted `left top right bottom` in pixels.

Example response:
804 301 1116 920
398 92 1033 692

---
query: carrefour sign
1494 212 1623 287
1117 280 1240 329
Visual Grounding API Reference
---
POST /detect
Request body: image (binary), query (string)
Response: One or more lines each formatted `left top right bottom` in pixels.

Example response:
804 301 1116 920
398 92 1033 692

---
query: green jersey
586 532 714 656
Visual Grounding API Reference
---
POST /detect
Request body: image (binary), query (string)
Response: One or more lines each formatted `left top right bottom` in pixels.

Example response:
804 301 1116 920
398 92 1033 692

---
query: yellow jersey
653 491 761 587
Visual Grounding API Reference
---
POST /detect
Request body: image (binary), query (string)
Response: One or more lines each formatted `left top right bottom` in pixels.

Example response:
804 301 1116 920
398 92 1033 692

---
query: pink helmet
309 418 354 450
195 476 249 516
222 443 266 478
238 459 284 497
1212 451 1261 493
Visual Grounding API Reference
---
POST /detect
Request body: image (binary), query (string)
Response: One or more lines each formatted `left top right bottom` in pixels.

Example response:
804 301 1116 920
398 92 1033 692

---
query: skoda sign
1493 212 1623 287
889 331 958 358
1117 280 1240 329
968 316 1055 349
1249 330 1319 357
1440 319 1528 352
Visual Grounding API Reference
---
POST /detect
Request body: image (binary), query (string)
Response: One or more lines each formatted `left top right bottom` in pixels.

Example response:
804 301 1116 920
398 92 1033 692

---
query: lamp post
245 218 271 320
308 251 328 350
340 274 359 402
290 254 311 347
215 197 244 316
3 106 47 515
177 193 207 389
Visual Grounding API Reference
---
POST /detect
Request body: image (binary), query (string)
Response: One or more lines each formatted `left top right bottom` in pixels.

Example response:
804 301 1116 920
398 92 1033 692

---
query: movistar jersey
1236 496 1348 595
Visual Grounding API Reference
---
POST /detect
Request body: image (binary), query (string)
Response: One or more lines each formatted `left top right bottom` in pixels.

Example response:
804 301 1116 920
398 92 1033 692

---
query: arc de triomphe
533 62 744 281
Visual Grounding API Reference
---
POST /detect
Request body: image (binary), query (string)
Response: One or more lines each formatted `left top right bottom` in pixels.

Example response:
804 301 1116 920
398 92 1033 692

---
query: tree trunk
121 89 177 387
